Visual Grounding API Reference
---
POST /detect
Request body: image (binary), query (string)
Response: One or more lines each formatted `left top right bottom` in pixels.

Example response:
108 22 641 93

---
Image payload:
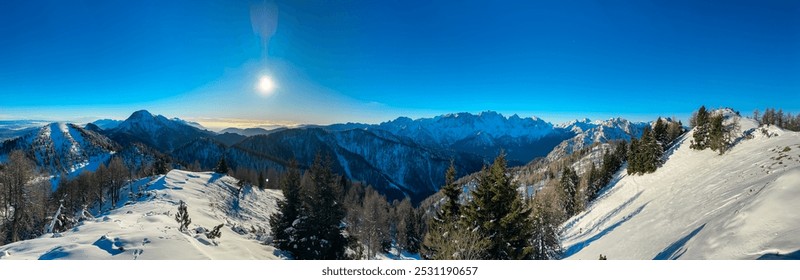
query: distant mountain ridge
1 110 652 204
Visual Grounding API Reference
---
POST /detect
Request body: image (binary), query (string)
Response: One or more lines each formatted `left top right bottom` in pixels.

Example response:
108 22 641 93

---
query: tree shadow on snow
653 223 706 260
562 202 649 258
757 250 800 260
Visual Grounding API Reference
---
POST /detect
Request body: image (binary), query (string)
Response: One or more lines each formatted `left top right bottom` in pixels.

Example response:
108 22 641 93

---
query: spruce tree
463 153 533 259
559 166 580 216
691 106 709 150
422 162 467 259
640 127 662 173
627 138 640 175
293 155 347 260
257 171 266 190
214 156 229 174
653 118 668 148
269 160 302 254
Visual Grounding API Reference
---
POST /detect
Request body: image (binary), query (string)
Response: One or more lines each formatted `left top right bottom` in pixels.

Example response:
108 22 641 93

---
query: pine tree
440 162 460 219
463 153 534 260
175 200 191 232
559 166 580 216
214 156 229 174
269 160 302 253
653 118 668 148
293 155 347 260
422 162 469 259
640 127 662 173
257 171 266 190
691 106 709 150
627 138 640 175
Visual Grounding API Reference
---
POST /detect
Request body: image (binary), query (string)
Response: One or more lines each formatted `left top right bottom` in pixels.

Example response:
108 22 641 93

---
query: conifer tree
559 166 580 216
422 162 468 259
691 106 709 150
258 171 266 190
214 156 229 174
269 160 302 253
175 200 191 232
640 127 662 173
653 118 668 147
293 155 347 260
627 138 641 175
462 153 533 260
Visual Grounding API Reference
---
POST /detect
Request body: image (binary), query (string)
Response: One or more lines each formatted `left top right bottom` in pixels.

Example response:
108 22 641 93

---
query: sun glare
257 75 275 95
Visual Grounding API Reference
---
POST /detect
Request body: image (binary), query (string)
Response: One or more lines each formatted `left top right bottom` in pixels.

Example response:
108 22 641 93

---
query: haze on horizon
1 1 798 130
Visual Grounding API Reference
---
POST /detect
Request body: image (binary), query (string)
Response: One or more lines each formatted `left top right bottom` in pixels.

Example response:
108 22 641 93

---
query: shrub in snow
175 200 192 232
206 224 223 239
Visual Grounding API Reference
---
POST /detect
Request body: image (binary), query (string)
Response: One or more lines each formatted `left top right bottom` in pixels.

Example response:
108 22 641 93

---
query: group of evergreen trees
754 108 800 131
690 106 739 155
584 142 627 202
628 118 685 174
422 154 558 260
269 157 348 259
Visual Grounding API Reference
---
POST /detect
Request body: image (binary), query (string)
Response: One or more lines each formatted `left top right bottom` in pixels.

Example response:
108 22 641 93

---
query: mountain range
0 110 650 203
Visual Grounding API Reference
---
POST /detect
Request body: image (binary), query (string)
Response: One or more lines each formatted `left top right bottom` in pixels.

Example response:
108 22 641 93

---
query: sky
0 0 798 130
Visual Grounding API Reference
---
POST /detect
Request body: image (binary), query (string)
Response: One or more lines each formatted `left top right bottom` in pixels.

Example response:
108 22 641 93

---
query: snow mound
0 170 283 260
562 120 800 260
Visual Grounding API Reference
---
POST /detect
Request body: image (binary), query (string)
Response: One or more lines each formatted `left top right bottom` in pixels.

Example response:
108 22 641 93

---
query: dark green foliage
653 118 668 146
175 200 191 232
690 106 740 155
691 106 710 150
441 162 460 219
627 127 663 175
707 113 725 153
403 207 422 253
154 156 170 175
462 153 534 260
257 172 266 190
206 224 223 239
214 156 229 174
422 162 469 259
269 160 302 254
559 166 580 216
292 155 347 260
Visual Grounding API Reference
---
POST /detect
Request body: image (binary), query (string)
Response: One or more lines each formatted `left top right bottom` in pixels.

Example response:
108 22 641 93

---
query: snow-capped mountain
562 115 800 259
326 111 571 165
0 170 283 260
106 110 215 153
547 118 649 161
90 119 123 130
0 123 118 175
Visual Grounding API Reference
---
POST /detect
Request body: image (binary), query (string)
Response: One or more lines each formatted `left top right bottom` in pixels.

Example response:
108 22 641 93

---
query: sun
257 75 275 95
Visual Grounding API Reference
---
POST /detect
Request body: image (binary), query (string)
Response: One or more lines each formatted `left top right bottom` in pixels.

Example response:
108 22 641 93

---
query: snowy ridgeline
562 117 800 260
0 170 284 260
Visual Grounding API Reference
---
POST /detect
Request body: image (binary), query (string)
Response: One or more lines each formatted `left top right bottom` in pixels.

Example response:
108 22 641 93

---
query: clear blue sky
1 0 798 129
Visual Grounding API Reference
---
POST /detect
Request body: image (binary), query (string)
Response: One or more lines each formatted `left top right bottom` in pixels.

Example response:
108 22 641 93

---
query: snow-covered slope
0 123 117 175
562 116 800 260
0 170 283 260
